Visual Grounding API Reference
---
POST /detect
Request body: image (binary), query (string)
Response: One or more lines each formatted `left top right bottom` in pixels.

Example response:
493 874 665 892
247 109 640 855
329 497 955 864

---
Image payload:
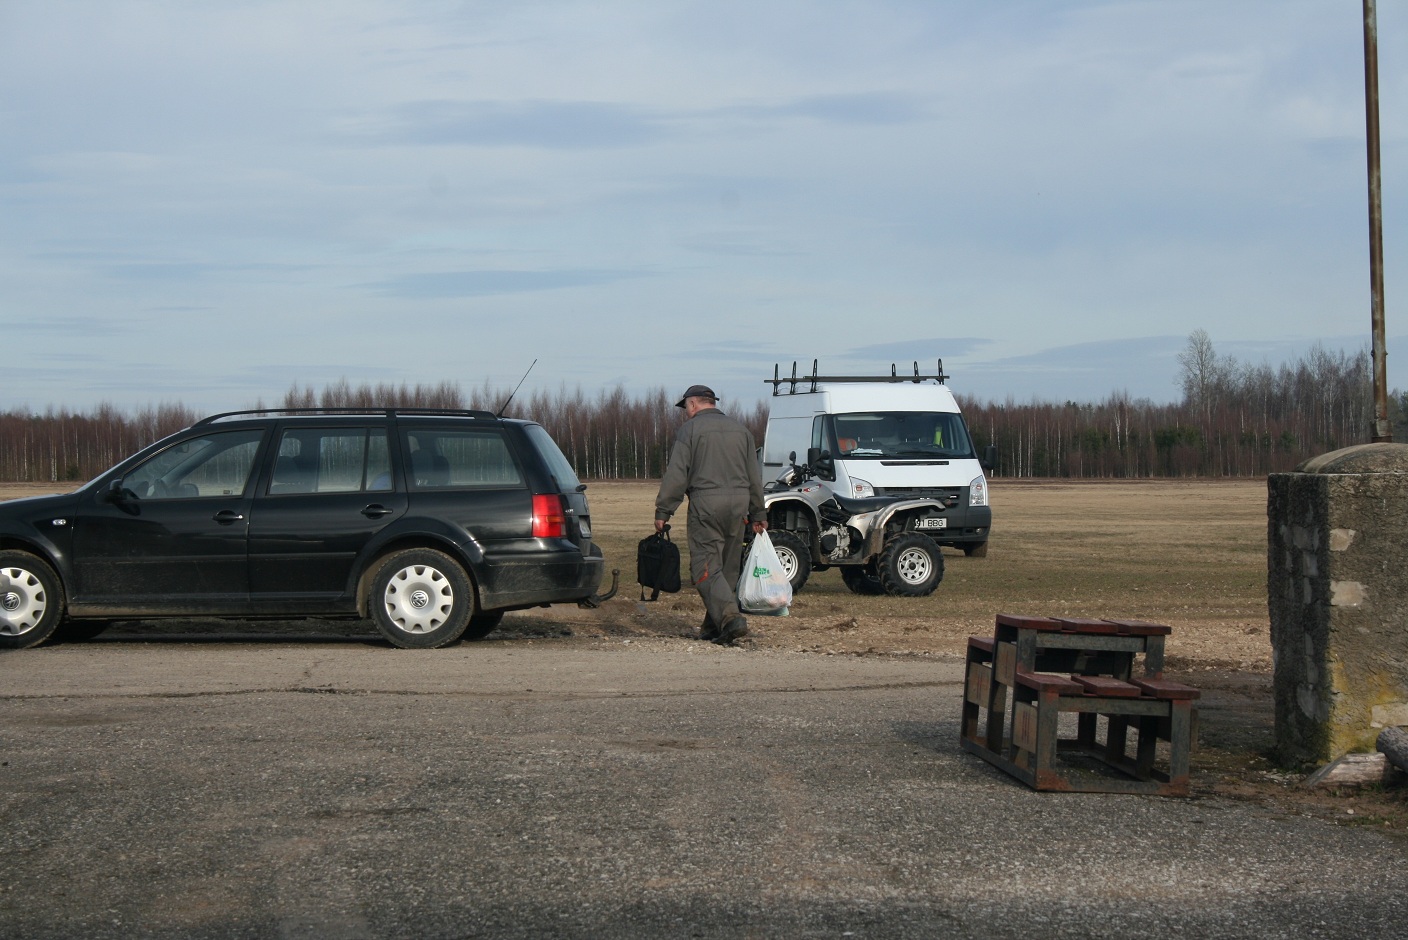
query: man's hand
655 518 666 533
751 520 768 534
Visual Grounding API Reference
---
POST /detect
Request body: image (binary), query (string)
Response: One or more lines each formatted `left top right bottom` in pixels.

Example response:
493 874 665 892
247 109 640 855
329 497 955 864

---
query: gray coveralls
654 408 766 631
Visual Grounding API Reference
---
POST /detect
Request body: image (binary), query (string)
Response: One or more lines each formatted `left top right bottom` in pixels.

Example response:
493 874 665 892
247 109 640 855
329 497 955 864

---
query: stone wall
1268 443 1408 766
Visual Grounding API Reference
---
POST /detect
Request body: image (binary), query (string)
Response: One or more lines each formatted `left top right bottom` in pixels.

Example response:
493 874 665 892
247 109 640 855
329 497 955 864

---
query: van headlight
969 476 988 507
850 477 875 498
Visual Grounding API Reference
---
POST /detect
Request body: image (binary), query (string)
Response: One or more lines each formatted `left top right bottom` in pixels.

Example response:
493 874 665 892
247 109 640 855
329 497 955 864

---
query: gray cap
676 384 717 408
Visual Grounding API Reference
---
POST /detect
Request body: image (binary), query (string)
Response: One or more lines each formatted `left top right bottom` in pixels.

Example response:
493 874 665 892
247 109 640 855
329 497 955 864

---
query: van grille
874 486 962 504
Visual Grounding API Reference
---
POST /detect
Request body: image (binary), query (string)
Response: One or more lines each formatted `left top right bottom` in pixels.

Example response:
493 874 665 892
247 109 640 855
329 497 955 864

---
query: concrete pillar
1268 443 1408 766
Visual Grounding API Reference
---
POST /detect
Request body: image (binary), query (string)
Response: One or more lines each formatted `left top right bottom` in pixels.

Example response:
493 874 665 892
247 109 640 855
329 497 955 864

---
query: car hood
0 491 81 519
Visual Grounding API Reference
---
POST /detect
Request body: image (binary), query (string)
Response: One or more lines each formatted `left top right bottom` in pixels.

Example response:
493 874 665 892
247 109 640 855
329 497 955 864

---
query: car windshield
827 411 975 459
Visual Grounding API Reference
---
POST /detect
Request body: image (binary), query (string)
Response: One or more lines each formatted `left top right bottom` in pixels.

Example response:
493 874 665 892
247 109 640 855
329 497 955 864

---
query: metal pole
1365 0 1393 441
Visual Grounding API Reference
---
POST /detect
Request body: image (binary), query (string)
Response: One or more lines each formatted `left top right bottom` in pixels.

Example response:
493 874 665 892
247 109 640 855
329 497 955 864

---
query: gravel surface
3 638 1406 939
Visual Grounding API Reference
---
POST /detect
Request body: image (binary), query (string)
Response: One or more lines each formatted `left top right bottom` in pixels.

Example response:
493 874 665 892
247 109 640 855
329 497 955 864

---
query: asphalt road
3 631 1406 939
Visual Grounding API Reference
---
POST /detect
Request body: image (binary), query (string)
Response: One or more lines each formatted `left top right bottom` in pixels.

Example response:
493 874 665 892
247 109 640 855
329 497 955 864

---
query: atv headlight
969 475 988 507
849 477 875 498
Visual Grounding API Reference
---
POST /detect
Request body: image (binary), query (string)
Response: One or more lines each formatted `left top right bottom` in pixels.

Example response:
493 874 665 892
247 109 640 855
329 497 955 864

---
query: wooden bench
959 614 1199 796
982 670 1198 795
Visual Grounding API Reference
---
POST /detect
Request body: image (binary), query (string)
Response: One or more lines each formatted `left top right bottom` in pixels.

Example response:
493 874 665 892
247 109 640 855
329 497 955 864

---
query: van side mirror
982 445 997 473
807 447 835 481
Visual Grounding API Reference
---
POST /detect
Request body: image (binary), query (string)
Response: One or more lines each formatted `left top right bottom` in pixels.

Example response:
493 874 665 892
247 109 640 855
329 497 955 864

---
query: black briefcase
637 526 682 601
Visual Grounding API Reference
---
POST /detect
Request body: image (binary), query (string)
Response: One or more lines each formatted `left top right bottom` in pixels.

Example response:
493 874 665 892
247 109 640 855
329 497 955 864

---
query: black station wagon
0 409 614 649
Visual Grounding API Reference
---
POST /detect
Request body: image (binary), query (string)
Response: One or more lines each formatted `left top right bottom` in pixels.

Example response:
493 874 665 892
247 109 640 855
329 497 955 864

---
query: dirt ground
4 478 1405 828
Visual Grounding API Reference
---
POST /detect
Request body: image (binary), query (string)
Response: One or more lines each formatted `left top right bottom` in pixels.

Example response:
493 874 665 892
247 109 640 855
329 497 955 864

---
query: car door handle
362 504 395 519
213 510 245 525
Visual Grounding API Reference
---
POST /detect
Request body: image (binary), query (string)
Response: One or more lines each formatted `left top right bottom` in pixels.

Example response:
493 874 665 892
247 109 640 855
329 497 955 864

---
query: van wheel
463 610 505 641
879 534 944 597
840 565 884 596
0 552 64 650
369 549 472 649
963 541 989 558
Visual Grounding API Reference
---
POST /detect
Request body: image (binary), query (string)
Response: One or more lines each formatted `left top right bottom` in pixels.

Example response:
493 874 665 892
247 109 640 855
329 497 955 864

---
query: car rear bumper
477 543 605 611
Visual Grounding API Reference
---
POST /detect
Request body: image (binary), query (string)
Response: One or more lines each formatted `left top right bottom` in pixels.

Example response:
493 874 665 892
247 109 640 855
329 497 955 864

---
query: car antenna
496 359 538 417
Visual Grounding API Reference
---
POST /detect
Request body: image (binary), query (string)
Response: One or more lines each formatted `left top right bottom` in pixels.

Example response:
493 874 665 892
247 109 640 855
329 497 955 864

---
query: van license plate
914 518 947 530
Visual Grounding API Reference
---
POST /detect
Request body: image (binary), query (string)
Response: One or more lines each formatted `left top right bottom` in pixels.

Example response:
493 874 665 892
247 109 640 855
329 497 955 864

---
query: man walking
655 385 767 645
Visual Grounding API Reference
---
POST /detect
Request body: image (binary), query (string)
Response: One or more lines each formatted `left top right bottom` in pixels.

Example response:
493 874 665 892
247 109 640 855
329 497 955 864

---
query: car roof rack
765 359 950 395
194 407 499 426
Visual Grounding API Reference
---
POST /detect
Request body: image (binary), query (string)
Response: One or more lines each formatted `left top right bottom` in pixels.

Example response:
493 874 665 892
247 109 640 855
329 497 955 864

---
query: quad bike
749 449 951 597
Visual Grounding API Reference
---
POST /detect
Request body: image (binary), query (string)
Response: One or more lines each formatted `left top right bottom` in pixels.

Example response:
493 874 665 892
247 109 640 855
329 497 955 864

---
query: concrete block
1268 443 1408 765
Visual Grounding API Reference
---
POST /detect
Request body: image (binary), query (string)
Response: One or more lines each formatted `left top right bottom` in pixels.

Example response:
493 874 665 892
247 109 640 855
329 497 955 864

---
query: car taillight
532 494 568 538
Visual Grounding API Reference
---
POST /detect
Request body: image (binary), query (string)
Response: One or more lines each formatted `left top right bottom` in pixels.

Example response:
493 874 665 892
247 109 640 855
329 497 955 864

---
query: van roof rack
195 407 498 425
765 359 949 395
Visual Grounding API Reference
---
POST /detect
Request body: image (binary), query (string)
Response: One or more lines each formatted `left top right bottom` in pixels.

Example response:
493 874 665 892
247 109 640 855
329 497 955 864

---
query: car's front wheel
0 551 64 650
369 549 473 649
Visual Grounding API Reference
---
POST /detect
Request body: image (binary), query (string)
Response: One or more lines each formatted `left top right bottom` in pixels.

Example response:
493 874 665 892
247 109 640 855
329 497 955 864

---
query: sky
2 0 1406 415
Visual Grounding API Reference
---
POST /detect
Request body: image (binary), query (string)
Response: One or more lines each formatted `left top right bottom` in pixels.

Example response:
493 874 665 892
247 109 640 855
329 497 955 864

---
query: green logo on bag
752 566 770 578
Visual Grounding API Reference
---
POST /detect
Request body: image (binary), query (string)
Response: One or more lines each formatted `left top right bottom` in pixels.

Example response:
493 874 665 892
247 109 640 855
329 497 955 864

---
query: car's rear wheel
369 549 473 649
0 551 64 650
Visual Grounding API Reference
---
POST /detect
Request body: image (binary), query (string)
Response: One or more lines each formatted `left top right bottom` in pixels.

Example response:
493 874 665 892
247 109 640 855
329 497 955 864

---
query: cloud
350 100 671 149
837 338 994 362
721 92 927 126
366 268 645 298
344 90 926 153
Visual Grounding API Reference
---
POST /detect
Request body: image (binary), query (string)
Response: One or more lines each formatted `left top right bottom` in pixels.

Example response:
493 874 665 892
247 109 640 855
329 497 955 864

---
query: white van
762 361 993 556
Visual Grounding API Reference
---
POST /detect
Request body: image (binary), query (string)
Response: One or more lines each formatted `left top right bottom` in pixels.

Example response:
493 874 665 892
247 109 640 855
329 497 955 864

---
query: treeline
2 338 1402 482
966 339 1393 478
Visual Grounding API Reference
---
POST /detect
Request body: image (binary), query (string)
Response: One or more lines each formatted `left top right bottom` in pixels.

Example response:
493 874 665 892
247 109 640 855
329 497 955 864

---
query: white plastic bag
737 530 793 616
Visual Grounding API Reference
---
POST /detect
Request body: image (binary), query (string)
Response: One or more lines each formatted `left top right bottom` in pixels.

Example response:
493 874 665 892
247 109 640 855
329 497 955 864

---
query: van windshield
826 412 975 460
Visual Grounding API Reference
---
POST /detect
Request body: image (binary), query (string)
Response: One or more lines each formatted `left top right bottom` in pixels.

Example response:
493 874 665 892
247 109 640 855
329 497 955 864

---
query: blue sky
2 1 1405 413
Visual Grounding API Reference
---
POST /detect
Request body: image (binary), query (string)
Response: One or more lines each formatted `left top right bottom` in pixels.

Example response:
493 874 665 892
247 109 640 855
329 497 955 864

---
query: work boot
714 616 749 646
698 615 720 641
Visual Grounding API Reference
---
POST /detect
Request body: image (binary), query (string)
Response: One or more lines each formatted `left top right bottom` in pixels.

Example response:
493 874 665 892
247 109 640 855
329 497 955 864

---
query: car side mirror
104 479 136 503
982 445 997 473
807 447 835 481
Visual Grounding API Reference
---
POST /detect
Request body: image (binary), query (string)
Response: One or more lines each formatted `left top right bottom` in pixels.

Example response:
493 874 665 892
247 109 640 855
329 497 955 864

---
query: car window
124 430 264 499
404 429 523 489
269 428 392 495
522 424 580 491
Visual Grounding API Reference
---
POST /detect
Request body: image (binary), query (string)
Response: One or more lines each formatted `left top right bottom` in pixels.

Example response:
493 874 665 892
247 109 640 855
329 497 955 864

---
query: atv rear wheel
767 529 811 594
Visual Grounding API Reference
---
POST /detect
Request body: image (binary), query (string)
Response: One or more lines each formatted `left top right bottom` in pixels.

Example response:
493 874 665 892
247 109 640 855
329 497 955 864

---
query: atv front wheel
878 534 944 597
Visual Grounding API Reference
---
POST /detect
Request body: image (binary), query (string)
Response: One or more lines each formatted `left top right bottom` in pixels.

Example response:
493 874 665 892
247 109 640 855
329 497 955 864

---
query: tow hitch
579 568 620 608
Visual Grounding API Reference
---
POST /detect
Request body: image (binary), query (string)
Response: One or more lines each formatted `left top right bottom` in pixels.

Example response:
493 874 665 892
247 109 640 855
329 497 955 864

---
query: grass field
581 478 1272 671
